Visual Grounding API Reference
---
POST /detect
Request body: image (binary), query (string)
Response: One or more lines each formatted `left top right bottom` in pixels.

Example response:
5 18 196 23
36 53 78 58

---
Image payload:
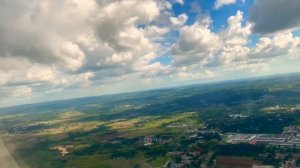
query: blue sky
155 0 257 65
0 0 300 107
172 0 253 29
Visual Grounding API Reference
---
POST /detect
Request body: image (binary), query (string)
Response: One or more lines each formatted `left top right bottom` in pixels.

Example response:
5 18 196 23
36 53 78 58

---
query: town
226 126 300 147
136 125 300 168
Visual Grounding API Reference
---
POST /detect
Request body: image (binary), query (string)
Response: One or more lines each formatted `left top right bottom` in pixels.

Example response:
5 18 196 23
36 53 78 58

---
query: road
0 137 19 168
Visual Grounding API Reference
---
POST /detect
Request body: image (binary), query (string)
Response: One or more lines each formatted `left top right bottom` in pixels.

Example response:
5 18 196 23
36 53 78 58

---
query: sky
0 0 300 107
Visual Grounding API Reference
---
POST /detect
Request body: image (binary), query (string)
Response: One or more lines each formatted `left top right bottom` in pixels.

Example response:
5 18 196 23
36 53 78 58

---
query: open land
1 73 300 167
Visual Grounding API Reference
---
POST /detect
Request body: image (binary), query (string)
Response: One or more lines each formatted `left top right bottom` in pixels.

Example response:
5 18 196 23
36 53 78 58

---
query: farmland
2 73 300 167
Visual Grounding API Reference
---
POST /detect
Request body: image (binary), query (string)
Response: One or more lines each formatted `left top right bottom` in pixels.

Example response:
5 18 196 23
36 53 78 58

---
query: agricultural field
2 73 300 167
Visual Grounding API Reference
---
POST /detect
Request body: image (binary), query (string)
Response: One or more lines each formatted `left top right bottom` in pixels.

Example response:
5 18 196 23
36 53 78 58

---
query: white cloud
0 0 184 107
173 0 184 5
214 0 237 9
0 0 169 93
217 11 251 65
176 70 215 80
170 14 189 27
143 26 169 40
171 11 251 67
0 0 97 72
250 33 300 59
94 0 159 52
171 17 220 66
1 0 300 107
12 86 32 97
111 53 133 63
171 9 300 79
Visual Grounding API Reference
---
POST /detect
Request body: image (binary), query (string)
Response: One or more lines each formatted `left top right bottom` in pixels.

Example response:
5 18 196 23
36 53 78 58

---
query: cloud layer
0 0 300 107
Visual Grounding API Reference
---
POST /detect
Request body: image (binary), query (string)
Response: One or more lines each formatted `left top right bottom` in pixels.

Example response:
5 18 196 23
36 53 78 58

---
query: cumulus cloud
173 0 184 5
95 0 159 52
0 1 168 82
170 14 189 27
250 33 300 59
0 0 173 106
249 0 300 34
171 11 251 67
170 9 300 75
1 0 300 107
171 17 220 66
0 0 96 72
217 11 251 65
214 0 237 9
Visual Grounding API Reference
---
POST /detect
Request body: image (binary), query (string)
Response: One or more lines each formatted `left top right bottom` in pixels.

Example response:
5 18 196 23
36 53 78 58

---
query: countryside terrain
1 73 300 167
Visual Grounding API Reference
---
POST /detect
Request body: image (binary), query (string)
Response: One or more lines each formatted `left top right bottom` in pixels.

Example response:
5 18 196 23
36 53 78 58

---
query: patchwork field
2 74 300 167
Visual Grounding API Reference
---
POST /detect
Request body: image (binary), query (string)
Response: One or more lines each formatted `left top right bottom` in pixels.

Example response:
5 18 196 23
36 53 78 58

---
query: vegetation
1 74 300 167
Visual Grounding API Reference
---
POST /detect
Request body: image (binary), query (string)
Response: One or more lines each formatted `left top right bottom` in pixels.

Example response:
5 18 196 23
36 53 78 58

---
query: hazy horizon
1 71 300 109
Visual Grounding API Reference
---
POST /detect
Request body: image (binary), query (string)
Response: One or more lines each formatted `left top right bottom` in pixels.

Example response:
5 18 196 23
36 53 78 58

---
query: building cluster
167 149 209 168
226 126 300 147
229 114 249 119
263 105 281 111
166 123 189 128
184 128 220 140
142 135 167 146
13 121 50 133
284 126 300 136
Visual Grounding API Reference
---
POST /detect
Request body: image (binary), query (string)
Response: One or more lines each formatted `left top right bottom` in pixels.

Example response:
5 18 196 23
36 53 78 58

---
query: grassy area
137 112 198 129
148 156 170 167
59 111 84 119
65 154 149 168
108 118 142 130
35 121 105 136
